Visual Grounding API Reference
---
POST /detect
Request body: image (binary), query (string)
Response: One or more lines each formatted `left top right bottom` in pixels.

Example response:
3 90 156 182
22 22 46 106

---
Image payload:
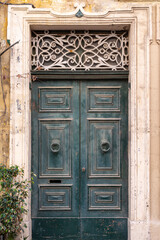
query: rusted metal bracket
32 75 37 81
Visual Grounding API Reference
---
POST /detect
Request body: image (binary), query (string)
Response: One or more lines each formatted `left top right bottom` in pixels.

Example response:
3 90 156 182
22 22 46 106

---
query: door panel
39 184 72 211
88 119 120 177
32 80 80 220
39 119 72 177
80 80 128 221
32 78 128 240
81 218 128 240
39 87 72 112
87 86 121 112
32 218 80 240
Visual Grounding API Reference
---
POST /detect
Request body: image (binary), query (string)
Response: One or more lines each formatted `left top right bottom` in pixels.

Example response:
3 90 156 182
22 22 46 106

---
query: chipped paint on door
31 75 128 239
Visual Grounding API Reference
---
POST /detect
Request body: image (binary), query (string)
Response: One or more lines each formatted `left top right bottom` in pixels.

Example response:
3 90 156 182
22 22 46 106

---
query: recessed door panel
39 87 73 112
39 119 72 178
88 185 122 210
87 87 121 112
88 119 120 177
39 185 72 211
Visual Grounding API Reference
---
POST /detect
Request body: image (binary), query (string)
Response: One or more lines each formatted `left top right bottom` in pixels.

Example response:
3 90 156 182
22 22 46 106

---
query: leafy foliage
0 165 33 239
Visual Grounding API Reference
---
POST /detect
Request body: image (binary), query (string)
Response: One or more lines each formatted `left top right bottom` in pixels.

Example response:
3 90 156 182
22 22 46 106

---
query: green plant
0 165 33 240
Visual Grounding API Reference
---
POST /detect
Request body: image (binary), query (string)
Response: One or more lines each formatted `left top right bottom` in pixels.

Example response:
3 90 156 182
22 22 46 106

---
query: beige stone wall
150 6 160 239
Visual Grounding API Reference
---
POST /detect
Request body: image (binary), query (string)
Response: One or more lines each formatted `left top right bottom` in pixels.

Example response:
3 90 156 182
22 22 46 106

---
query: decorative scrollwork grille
31 30 129 71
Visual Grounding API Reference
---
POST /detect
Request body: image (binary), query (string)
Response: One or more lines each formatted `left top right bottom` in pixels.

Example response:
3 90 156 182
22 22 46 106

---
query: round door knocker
50 139 60 153
100 139 110 153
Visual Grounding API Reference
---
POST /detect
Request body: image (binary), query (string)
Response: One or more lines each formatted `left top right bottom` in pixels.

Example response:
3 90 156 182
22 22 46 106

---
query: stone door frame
7 3 152 239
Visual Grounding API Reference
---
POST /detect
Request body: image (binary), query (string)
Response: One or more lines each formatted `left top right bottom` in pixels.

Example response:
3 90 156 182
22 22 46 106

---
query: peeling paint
16 99 21 111
17 56 20 62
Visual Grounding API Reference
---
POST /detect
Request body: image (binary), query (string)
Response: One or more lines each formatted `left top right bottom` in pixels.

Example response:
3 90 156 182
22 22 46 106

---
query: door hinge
29 82 32 90
128 82 131 89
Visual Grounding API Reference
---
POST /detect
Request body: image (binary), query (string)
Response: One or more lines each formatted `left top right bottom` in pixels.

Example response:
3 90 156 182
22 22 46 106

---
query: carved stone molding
7 3 152 240
156 4 160 44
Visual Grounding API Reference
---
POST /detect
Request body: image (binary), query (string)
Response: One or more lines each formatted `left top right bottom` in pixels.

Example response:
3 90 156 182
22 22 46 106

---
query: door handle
100 139 110 153
50 139 60 153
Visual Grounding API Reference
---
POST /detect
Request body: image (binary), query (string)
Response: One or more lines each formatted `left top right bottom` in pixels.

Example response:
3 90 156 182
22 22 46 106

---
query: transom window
31 30 129 71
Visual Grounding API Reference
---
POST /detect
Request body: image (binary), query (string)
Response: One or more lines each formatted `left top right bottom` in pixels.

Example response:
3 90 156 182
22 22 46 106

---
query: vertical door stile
79 81 82 240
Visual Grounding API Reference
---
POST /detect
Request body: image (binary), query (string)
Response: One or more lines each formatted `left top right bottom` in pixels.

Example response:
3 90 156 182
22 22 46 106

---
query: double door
31 77 128 240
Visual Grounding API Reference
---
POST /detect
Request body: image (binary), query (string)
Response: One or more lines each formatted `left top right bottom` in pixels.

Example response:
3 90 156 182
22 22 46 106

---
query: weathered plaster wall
0 5 10 165
5 0 160 12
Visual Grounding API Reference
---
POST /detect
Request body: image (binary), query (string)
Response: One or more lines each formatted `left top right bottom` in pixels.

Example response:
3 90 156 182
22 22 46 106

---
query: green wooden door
31 77 128 240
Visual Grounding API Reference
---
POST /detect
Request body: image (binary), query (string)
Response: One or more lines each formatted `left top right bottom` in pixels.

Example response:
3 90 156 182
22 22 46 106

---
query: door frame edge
8 4 152 240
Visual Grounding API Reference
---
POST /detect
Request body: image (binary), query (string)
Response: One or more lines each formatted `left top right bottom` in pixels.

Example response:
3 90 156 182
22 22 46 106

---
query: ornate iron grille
31 30 129 71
